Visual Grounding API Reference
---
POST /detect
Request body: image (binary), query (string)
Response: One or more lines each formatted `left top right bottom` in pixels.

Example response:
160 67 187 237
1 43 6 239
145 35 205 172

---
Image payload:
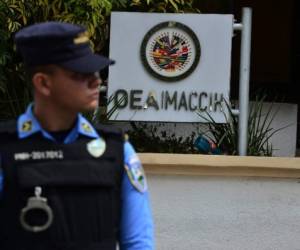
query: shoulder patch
125 155 147 193
22 120 32 132
81 122 92 133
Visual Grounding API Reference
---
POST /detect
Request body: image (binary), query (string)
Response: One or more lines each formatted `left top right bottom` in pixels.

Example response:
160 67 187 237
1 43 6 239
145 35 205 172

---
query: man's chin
86 101 99 111
75 100 99 113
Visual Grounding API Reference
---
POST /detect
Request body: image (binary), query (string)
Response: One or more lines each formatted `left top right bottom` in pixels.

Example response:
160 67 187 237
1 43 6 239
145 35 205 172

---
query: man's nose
88 72 102 88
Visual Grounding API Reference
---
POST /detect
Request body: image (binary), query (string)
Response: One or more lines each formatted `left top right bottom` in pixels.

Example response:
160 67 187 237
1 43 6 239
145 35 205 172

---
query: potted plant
195 95 290 156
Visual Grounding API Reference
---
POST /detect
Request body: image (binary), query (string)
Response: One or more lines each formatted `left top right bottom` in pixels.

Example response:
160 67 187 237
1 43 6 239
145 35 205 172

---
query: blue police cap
15 21 114 73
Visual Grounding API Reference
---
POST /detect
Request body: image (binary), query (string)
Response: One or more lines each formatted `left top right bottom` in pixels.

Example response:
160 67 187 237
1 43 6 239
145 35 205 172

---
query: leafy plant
0 0 199 121
127 122 197 153
0 0 113 120
196 95 290 156
128 0 199 13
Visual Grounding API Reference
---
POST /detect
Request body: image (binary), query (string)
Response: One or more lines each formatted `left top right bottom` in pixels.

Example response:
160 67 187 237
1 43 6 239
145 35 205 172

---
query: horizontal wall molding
138 153 300 178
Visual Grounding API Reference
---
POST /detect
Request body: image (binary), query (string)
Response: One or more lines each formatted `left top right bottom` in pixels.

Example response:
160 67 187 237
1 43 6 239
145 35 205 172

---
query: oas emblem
86 138 106 158
141 21 201 82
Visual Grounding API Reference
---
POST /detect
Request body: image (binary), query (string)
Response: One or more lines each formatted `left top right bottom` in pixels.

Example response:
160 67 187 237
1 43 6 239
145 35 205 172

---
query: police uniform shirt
0 104 154 250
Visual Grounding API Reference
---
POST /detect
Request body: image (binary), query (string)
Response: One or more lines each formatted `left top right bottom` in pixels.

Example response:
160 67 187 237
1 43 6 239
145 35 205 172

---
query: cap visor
58 54 115 73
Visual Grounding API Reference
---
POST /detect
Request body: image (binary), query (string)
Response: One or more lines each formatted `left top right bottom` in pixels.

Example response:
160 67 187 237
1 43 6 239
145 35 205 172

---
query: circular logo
141 21 201 82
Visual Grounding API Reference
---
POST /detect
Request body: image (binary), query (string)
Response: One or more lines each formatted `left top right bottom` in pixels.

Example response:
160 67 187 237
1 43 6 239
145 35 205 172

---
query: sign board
108 12 233 122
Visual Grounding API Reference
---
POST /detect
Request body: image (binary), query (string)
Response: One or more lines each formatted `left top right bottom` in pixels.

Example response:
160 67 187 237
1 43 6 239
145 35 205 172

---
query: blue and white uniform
0 104 154 250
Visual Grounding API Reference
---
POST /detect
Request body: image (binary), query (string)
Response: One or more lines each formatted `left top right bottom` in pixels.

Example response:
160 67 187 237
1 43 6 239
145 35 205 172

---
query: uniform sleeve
119 142 154 250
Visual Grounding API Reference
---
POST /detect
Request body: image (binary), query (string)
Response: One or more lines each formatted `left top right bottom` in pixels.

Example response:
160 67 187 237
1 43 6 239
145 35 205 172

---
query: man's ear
32 73 51 96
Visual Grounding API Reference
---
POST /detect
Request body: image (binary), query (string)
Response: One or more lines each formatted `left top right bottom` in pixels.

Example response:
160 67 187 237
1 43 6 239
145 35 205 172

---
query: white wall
263 102 298 157
148 174 300 250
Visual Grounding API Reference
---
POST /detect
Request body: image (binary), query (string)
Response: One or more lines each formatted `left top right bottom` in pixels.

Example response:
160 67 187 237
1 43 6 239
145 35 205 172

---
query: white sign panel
108 12 233 122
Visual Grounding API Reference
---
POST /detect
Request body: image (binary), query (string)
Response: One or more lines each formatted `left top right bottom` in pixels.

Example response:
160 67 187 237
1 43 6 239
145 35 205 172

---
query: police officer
0 21 154 249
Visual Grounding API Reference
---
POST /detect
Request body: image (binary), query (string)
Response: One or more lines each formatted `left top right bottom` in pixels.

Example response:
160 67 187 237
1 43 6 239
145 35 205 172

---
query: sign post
233 7 252 156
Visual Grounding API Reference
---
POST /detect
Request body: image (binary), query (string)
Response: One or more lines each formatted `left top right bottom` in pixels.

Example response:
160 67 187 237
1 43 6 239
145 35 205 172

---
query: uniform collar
18 103 99 143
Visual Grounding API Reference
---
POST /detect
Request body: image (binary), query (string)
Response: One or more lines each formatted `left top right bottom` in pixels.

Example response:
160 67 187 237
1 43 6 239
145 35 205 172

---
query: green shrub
127 122 197 153
196 95 290 156
0 0 199 120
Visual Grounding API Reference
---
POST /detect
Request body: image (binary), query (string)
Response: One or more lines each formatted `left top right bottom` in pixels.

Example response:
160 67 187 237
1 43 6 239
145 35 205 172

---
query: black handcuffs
20 186 53 233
